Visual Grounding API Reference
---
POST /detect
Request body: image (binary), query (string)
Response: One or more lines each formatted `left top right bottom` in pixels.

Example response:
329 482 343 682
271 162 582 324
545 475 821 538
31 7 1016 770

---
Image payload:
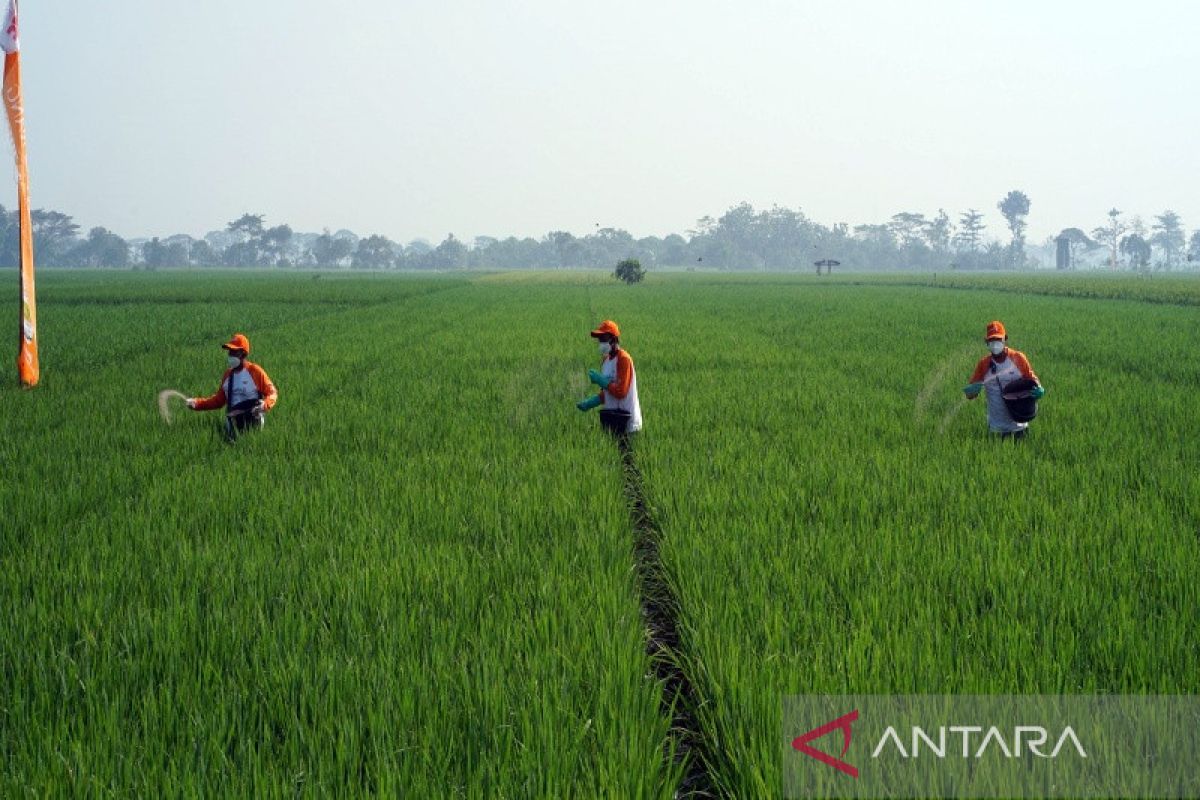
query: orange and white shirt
968 348 1038 433
193 361 278 413
600 349 642 432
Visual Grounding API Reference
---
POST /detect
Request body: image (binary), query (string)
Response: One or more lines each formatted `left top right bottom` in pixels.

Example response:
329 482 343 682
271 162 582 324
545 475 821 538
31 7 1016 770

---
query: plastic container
1001 377 1039 423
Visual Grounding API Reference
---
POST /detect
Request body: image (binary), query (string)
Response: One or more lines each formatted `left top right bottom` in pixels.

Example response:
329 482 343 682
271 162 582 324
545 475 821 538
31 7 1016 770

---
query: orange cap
222 333 251 353
985 320 1006 341
590 320 620 338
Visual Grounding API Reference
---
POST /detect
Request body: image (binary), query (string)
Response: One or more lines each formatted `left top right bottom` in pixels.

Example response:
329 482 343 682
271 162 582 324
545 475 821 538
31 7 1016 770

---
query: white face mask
598 341 612 355
988 340 1006 356
228 355 243 368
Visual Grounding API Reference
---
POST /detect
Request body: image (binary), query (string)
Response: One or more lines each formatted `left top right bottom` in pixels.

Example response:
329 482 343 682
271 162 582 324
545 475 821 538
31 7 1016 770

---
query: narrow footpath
617 437 716 798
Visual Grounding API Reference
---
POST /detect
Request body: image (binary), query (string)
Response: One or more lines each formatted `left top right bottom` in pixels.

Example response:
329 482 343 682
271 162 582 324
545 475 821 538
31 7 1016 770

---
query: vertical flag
1 0 36 386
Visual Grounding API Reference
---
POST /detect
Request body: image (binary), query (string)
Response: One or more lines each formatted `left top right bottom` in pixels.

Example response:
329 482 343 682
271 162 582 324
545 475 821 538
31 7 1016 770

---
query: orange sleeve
1009 351 1039 383
193 370 230 411
603 351 633 400
968 356 990 384
249 363 278 411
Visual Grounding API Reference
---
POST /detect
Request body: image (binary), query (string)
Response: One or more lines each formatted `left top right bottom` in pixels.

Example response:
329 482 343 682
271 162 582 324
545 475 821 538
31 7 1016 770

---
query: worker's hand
587 368 612 389
962 382 983 399
576 395 602 412
186 398 197 410
1031 385 1046 400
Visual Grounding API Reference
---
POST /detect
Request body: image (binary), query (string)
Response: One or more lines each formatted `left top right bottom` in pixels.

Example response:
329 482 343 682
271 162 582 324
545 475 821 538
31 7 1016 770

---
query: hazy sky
14 1 1200 244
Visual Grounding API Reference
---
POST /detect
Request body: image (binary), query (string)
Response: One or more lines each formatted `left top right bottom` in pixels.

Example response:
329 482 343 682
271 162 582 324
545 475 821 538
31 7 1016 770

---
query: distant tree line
3 195 1198 272
1074 208 1193 272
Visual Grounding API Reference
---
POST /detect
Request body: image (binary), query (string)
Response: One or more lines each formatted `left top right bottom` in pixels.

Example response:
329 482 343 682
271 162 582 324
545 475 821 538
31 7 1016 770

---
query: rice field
2 269 1197 796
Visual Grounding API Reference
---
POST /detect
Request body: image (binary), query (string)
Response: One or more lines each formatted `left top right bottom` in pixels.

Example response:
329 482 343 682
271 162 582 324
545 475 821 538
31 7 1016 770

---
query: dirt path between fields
617 437 716 798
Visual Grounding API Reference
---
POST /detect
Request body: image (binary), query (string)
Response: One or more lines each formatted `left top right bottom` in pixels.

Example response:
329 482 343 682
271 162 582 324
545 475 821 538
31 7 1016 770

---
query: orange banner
4 41 36 385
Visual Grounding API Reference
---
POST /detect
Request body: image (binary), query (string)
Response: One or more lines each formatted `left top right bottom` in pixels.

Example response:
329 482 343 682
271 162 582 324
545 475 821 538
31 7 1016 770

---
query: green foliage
311 230 355 268
0 271 677 797
953 209 986 254
614 258 645 284
624 274 1199 794
1093 208 1127 270
1121 234 1153 270
1 270 1196 795
997 190 1031 267
997 190 1031 237
1150 210 1185 266
350 234 396 269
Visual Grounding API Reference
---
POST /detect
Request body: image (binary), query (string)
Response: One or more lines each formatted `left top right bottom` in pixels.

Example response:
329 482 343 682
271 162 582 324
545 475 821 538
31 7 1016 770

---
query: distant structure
814 259 840 275
1055 234 1071 270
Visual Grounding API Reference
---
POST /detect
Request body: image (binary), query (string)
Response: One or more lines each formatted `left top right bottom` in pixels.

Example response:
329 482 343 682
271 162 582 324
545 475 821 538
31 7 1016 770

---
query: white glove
186 398 197 410
254 400 266 414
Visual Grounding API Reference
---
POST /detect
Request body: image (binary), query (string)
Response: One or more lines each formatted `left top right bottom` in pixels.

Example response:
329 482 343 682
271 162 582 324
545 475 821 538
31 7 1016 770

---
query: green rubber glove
576 395 602 411
588 368 612 389
963 382 983 398
1031 385 1046 399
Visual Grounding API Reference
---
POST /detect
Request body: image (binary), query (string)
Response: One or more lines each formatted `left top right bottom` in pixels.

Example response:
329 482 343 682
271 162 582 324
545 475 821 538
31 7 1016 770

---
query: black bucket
1001 377 1039 423
599 409 632 436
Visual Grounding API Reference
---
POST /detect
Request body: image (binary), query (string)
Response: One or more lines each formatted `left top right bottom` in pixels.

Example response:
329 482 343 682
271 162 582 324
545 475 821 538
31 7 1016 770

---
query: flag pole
2 0 36 386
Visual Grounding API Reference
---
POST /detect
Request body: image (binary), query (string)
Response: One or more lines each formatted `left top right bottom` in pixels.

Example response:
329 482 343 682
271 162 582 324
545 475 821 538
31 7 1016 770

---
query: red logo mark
792 709 859 778
7 10 16 41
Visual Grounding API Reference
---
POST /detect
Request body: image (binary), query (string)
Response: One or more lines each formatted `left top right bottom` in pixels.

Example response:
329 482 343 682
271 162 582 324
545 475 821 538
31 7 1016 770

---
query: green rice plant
2 269 1196 797
0 271 678 797
622 277 1200 795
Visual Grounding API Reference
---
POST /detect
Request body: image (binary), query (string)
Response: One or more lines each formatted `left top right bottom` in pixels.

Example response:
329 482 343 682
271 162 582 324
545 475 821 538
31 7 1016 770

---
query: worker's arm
1009 351 1045 398
250 364 278 411
191 377 228 411
602 352 633 401
964 357 989 399
1009 351 1040 384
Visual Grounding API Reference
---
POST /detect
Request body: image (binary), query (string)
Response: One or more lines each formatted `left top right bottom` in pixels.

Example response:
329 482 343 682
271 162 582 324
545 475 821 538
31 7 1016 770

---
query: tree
351 234 396 269
924 209 953 253
997 191 1031 267
431 234 467 269
1057 228 1097 268
31 209 80 265
226 213 264 239
141 237 165 268
260 224 293 266
1119 234 1151 270
614 257 645 284
189 239 217 266
545 230 581 268
222 240 258 267
887 212 927 248
953 209 986 254
1189 231 1200 265
1091 208 1126 270
311 230 354 267
71 227 129 267
851 223 899 270
1149 210 1185 268
218 214 295 266
142 237 188 268
223 213 266 265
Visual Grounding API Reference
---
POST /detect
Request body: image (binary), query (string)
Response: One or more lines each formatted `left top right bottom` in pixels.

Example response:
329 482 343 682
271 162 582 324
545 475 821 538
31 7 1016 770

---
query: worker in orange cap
186 333 278 441
576 319 642 435
963 320 1044 438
